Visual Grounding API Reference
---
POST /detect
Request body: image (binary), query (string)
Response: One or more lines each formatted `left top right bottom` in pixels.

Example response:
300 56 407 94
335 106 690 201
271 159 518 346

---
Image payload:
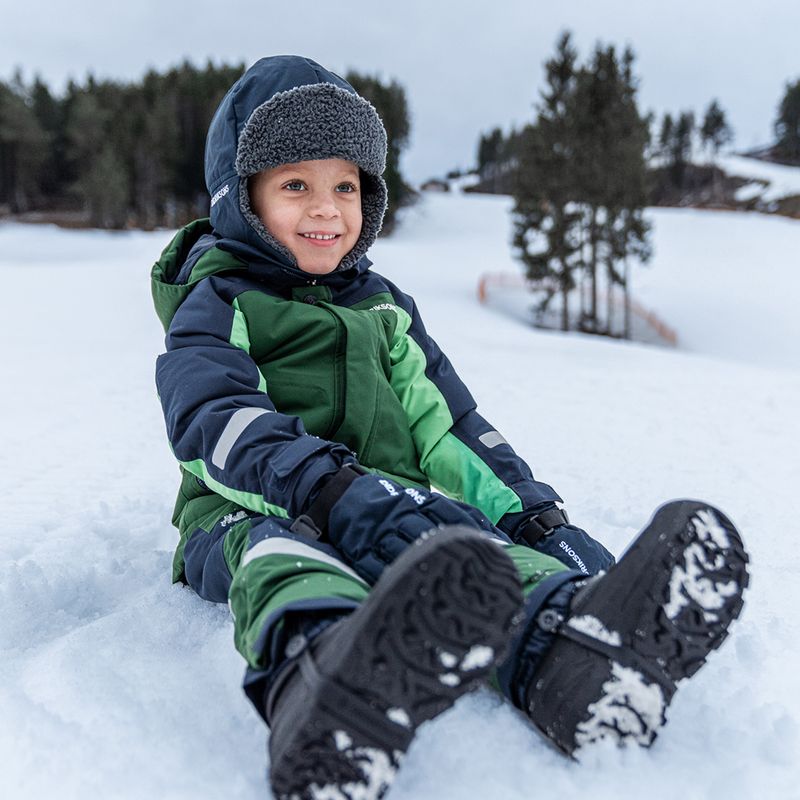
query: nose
308 190 341 219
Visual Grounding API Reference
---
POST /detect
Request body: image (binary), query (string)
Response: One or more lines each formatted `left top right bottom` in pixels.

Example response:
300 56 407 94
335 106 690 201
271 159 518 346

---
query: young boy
151 55 748 800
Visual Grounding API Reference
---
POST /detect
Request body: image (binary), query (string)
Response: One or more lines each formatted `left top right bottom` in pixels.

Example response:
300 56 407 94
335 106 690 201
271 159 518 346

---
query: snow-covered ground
634 207 800 370
1 193 798 799
717 154 800 203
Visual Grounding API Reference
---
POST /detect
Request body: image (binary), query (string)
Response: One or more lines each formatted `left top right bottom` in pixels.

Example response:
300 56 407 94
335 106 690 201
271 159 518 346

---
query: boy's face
249 158 363 275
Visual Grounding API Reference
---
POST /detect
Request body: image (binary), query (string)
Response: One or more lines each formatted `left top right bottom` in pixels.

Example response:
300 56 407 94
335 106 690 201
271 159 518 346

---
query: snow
2 191 800 799
386 708 412 729
566 615 622 647
459 645 495 671
633 208 800 371
663 509 739 624
574 662 667 751
441 173 481 192
734 181 768 203
716 154 800 203
314 732 399 800
438 651 458 668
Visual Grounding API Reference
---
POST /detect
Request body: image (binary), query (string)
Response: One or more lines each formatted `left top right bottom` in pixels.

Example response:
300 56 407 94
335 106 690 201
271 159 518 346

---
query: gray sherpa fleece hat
236 81 388 271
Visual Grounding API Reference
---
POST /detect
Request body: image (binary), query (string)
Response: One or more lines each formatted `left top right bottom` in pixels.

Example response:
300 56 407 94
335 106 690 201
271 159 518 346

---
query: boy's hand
301 468 506 584
498 507 615 576
530 523 615 576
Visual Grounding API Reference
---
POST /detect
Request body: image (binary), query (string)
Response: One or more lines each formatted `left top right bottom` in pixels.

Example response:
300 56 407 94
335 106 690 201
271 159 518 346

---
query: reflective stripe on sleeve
211 407 271 470
479 430 509 449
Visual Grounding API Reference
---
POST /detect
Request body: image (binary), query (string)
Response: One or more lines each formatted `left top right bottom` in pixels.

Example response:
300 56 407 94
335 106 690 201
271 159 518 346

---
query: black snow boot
512 500 749 757
265 526 524 800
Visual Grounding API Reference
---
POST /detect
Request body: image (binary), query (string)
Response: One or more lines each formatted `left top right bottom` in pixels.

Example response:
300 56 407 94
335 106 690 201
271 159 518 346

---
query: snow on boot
522 499 749 757
265 526 524 800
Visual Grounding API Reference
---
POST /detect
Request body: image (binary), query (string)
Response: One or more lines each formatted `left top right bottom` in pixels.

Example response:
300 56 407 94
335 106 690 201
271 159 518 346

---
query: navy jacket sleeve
155 277 354 520
383 279 562 523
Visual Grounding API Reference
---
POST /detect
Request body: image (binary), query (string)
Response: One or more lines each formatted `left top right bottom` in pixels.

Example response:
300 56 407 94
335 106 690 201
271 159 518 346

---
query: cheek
261 205 298 243
248 179 270 220
348 206 364 238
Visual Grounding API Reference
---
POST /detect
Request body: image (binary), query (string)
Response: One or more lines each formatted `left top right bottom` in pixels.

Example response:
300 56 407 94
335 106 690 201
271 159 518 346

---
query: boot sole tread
271 527 523 800
527 500 749 757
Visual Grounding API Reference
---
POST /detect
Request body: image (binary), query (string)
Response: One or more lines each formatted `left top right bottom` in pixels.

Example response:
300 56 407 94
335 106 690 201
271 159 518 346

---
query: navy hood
204 55 388 283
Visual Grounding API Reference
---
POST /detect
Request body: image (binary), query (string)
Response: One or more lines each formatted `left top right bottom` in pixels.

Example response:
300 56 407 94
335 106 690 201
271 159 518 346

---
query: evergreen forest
0 62 413 231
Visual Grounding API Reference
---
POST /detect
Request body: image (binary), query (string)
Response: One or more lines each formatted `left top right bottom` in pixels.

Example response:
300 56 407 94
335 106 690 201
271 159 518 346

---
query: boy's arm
155 277 355 519
384 281 562 525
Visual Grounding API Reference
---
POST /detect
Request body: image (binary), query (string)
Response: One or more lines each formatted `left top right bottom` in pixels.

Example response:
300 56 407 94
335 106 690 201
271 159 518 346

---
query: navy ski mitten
499 506 615 576
293 464 506 584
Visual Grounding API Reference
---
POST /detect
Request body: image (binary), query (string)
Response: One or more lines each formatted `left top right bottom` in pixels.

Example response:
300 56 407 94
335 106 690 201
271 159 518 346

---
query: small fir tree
775 79 800 164
477 128 504 176
658 113 674 162
513 32 582 332
512 32 651 337
700 99 733 158
668 111 695 189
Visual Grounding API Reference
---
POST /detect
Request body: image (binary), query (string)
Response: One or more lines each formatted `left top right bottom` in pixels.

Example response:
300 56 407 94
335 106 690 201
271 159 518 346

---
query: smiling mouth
299 232 341 247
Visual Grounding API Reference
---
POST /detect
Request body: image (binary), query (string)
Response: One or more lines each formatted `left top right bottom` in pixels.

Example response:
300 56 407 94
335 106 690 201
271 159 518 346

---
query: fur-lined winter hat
234 73 388 271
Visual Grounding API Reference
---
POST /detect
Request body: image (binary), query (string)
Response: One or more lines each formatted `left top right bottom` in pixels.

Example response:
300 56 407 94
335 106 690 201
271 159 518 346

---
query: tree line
0 63 412 231
476 95 739 214
477 60 800 206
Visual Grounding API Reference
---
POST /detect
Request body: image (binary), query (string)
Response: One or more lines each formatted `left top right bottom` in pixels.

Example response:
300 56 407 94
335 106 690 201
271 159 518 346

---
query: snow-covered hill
1 194 798 800
717 154 800 204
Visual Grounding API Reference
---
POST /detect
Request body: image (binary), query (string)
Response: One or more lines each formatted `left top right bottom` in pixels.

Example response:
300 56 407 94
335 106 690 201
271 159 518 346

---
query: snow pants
180 509 569 719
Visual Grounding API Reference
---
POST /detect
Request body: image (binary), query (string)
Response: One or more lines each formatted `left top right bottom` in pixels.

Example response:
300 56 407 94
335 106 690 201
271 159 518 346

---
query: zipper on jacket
321 307 347 439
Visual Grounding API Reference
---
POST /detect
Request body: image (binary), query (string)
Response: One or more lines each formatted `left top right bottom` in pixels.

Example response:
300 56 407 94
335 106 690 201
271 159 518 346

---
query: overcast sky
2 0 798 182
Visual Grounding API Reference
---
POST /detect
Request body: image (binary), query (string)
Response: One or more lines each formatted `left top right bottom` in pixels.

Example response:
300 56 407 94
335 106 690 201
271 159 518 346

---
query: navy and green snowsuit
151 59 569 715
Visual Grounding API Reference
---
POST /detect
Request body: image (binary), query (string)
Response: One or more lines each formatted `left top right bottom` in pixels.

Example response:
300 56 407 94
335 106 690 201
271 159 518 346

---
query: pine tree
477 128 503 174
659 113 674 161
700 99 733 157
30 76 64 199
571 43 622 330
513 33 651 337
63 88 112 225
599 47 651 335
513 32 583 332
125 70 180 229
668 111 695 190
775 79 800 164
477 127 505 190
0 74 50 213
700 100 732 203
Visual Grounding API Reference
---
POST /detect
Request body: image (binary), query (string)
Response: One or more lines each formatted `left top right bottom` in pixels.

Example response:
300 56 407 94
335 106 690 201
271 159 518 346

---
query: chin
297 261 339 275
